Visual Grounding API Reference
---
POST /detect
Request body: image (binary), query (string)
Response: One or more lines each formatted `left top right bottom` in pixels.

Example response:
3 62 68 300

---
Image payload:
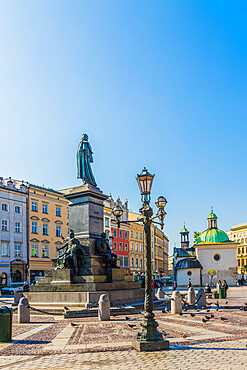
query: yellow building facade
129 211 169 274
28 185 69 282
227 222 247 275
129 212 144 273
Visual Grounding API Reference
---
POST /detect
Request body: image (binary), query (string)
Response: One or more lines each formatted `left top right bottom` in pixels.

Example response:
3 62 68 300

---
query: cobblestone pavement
0 297 247 369
0 339 247 369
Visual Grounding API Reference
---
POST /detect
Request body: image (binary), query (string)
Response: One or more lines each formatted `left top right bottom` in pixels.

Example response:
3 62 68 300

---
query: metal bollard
18 297 30 323
187 287 195 305
156 287 165 300
98 294 110 321
197 288 206 309
171 290 182 315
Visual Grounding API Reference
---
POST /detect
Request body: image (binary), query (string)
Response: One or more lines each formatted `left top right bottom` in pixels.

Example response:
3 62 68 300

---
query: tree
207 269 217 286
193 231 201 244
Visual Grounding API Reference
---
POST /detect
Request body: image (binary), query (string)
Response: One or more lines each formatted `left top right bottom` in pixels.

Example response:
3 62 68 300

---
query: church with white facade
173 210 238 287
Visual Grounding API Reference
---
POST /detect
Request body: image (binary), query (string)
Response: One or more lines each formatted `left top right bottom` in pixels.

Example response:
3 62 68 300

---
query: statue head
70 230 75 239
81 134 88 141
101 232 107 240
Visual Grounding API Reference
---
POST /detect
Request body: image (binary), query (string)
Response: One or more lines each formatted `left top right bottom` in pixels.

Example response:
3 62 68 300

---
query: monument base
27 267 145 307
132 339 169 352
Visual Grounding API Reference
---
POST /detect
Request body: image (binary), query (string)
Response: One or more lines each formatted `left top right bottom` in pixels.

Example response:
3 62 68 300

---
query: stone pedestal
27 183 146 308
62 184 108 254
132 339 169 352
28 268 144 307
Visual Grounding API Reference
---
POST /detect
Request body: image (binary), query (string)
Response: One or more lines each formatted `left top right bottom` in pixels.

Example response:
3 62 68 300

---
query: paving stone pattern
0 297 247 369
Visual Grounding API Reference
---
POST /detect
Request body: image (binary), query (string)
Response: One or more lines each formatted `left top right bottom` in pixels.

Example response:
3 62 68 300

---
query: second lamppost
112 168 169 351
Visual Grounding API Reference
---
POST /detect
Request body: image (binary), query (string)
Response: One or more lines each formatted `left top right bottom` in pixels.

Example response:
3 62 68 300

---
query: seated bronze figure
55 230 86 275
95 232 118 268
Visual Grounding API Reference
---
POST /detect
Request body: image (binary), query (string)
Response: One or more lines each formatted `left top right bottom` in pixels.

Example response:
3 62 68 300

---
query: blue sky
0 1 246 253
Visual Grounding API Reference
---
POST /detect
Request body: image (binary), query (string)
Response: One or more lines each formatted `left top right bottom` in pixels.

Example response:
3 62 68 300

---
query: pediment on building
41 218 50 222
55 220 63 224
30 238 39 242
41 239 50 243
31 216 39 220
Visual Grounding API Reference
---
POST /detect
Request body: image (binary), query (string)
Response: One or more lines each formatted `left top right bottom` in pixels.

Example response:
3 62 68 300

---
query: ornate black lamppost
112 168 169 351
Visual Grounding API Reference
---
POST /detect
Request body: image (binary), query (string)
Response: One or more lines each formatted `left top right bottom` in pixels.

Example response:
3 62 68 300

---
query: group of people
171 279 229 295
216 279 228 292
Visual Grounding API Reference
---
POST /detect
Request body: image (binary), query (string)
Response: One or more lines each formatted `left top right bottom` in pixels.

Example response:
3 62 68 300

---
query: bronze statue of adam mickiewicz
77 134 97 186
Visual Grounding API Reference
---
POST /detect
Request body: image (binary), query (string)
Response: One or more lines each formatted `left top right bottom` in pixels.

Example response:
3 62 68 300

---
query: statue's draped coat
77 138 97 186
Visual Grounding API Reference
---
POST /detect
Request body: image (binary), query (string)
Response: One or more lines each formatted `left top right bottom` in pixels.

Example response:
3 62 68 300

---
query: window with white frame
124 231 127 239
56 225 61 237
42 245 49 258
14 243 21 257
119 230 123 238
32 222 37 234
140 244 143 252
31 201 38 212
124 257 129 268
124 243 128 252
42 204 48 214
1 220 8 231
56 207 61 217
140 233 142 240
105 218 110 228
14 206 21 214
1 242 8 256
131 231 133 238
119 257 123 267
140 259 143 268
131 243 134 251
31 244 38 257
2 203 8 212
131 257 134 267
135 232 138 238
43 223 48 235
15 221 21 233
136 258 139 267
135 244 138 252
113 229 117 238
119 242 123 251
113 242 117 251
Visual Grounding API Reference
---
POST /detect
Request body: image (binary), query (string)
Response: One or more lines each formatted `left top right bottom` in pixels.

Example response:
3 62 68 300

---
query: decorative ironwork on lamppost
112 168 169 351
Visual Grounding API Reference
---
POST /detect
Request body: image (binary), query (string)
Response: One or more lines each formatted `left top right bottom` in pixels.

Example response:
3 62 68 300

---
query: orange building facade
28 184 69 282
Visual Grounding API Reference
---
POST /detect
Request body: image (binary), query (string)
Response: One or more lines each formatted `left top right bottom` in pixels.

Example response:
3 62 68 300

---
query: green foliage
207 269 217 277
207 269 217 285
193 231 201 243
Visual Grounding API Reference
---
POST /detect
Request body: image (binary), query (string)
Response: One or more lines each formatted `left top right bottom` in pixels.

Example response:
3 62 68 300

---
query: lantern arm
150 214 162 222
115 219 144 229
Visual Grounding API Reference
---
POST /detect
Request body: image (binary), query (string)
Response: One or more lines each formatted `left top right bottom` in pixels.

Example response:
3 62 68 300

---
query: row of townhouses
0 178 169 286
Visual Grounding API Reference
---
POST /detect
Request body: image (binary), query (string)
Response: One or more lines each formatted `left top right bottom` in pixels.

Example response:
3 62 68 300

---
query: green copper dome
207 211 218 219
180 226 189 234
195 228 229 244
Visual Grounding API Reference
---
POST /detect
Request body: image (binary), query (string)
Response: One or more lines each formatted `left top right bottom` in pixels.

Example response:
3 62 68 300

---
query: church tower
207 209 218 229
180 224 190 250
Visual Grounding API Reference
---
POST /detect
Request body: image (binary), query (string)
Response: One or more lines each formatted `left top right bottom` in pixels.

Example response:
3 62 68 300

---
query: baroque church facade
173 211 238 287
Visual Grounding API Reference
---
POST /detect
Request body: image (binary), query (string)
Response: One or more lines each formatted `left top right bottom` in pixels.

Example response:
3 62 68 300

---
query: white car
1 282 28 295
